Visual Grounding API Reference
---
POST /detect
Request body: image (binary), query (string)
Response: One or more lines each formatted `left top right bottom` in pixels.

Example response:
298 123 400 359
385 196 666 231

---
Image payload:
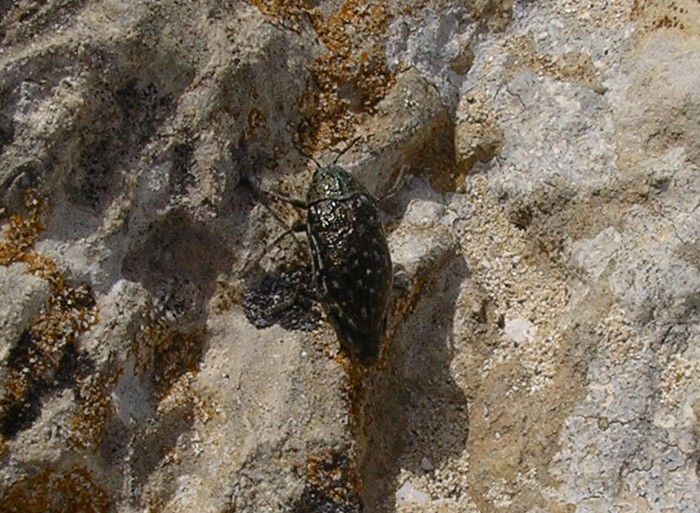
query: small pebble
396 481 429 505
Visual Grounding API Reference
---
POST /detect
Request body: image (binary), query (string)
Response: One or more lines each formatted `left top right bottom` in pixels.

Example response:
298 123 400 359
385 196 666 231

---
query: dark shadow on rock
236 140 324 335
358 254 470 511
242 261 323 332
128 402 197 506
122 210 234 327
0 111 13 154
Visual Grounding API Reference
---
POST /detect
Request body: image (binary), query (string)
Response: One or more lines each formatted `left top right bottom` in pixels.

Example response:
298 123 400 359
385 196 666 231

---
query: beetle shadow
241 259 324 332
357 254 470 511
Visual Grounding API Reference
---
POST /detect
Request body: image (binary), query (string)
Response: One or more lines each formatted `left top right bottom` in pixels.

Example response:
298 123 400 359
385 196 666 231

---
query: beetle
249 142 393 365
304 162 393 365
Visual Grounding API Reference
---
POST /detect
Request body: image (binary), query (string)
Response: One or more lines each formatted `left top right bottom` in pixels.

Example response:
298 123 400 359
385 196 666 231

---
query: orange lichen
0 190 45 264
249 0 396 149
0 276 97 430
2 466 111 513
293 449 363 512
70 368 121 449
132 312 206 403
153 330 204 400
127 310 213 432
246 106 268 139
0 191 99 440
248 0 318 33
301 1 395 148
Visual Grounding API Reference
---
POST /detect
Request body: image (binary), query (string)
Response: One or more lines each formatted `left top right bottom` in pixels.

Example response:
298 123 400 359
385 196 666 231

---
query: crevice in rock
356 254 470 511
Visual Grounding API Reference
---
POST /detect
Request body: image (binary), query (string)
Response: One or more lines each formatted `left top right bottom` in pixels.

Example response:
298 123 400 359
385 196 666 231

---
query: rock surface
1 1 699 512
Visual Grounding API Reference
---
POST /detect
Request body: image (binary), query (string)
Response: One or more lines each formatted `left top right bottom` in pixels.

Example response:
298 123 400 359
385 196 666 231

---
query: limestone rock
1 1 699 512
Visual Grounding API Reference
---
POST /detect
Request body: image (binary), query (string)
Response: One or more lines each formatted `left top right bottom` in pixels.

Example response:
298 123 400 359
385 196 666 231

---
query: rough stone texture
1 1 699 512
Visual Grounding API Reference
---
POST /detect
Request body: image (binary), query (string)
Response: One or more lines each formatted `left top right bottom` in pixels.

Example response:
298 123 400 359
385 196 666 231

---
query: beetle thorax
306 165 367 204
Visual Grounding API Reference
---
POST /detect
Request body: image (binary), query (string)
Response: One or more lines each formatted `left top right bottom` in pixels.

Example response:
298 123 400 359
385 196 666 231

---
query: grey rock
0 263 51 380
1 0 699 512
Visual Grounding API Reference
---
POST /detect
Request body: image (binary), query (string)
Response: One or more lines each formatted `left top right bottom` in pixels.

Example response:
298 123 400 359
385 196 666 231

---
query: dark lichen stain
292 451 363 513
170 140 196 195
0 112 14 152
0 0 90 46
114 81 173 145
243 263 322 331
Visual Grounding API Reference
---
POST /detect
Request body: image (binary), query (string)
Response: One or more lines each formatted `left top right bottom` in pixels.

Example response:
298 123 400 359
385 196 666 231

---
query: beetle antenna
292 141 323 169
332 136 362 165
242 169 307 209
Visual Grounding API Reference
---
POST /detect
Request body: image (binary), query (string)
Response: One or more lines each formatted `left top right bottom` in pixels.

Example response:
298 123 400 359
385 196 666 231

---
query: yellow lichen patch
302 0 395 148
132 312 206 402
249 0 395 149
70 368 121 449
506 32 605 92
1 466 110 513
592 308 645 364
0 191 99 440
659 349 699 409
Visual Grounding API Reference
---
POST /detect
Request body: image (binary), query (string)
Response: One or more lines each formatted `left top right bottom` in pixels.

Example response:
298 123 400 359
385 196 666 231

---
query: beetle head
307 165 367 203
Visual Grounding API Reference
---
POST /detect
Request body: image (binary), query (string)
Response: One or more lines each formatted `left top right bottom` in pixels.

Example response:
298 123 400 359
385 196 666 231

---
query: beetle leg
378 166 407 202
241 171 307 208
263 189 307 209
242 217 310 274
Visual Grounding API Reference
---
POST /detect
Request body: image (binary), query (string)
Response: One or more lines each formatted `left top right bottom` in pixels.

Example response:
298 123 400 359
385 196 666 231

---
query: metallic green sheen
306 165 367 204
304 164 392 366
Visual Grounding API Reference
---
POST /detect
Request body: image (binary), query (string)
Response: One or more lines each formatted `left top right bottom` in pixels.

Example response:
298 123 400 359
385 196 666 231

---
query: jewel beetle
251 143 393 366
305 162 393 365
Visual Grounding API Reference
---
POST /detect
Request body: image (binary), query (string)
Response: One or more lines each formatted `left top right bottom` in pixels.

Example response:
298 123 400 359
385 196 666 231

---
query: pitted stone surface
1 1 699 512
